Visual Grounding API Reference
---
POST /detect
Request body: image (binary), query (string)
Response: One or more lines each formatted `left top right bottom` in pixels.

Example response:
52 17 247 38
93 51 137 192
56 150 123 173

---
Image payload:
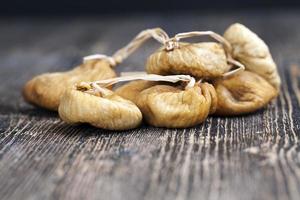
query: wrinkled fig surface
136 83 217 128
115 80 157 103
224 23 281 90
23 60 116 111
146 42 230 79
58 85 142 130
213 71 278 116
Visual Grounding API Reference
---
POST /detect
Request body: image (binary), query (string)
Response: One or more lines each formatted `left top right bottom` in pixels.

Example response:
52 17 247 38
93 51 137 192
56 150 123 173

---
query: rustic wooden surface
0 10 300 200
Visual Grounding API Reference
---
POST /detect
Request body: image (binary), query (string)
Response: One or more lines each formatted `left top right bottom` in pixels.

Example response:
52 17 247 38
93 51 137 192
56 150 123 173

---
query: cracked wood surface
0 10 300 200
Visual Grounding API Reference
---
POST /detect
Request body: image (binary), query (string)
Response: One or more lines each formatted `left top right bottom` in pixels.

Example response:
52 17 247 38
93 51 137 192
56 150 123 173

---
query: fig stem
84 74 196 92
83 28 170 67
167 31 232 53
223 58 245 77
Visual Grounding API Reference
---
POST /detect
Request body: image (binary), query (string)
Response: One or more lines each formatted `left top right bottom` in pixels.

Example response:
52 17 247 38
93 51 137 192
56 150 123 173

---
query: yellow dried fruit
146 30 245 79
136 83 217 128
146 42 230 78
223 23 281 90
115 80 157 103
213 71 277 116
58 84 142 130
23 60 116 111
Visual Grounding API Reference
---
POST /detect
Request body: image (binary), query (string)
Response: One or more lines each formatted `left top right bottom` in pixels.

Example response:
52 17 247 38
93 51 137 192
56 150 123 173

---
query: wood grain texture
0 10 300 200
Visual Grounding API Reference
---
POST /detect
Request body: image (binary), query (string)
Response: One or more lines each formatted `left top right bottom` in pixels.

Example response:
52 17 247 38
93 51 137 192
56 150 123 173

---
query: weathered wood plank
0 11 300 200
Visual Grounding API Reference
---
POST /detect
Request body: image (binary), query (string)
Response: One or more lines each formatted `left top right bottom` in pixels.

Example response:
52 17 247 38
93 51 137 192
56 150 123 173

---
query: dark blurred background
1 0 300 16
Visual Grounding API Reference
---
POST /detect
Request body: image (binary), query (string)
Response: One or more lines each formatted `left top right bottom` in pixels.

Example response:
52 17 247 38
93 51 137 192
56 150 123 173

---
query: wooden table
0 10 300 200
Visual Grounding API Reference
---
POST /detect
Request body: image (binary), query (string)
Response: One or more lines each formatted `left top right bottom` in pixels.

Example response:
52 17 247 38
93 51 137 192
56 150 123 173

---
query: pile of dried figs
23 23 280 130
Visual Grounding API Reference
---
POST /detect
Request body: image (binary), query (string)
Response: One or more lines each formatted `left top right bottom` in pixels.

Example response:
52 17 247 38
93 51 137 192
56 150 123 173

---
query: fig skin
223 23 281 91
213 71 278 116
115 80 158 103
146 42 230 79
136 83 217 128
23 60 116 111
58 87 142 131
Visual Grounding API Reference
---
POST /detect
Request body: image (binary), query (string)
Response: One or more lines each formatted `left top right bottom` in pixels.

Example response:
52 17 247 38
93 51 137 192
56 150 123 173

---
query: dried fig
213 71 277 116
23 60 116 111
223 23 281 90
136 82 217 128
58 83 142 130
146 42 230 78
146 31 245 79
